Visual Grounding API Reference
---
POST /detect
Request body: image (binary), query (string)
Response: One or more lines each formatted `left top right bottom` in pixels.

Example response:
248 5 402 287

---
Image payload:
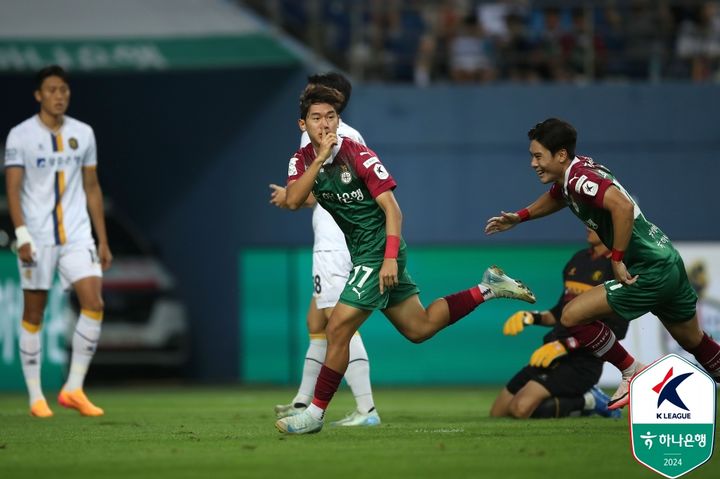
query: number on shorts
314 274 322 294
348 265 373 288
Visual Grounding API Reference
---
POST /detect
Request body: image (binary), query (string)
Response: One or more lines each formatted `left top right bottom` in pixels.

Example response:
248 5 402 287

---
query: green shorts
605 256 697 323
339 253 420 311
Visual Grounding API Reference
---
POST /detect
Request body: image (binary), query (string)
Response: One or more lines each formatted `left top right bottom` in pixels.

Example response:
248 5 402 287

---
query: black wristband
531 311 543 325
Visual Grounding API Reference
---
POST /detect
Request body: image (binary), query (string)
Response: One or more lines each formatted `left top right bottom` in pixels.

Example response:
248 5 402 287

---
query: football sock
566 321 634 371
346 333 375 413
531 397 585 418
64 309 102 391
444 286 488 324
292 334 327 406
310 365 344 419
19 321 44 405
688 332 720 382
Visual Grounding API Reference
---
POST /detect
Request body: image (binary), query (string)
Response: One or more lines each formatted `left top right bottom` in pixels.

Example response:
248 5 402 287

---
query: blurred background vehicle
0 192 190 381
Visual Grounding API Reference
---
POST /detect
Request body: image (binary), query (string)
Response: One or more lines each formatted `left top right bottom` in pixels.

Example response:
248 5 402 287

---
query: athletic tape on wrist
384 235 400 259
516 208 530 222
15 225 34 250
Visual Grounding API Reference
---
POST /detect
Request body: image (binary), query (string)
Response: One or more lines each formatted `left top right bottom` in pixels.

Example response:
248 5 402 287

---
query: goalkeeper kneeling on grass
490 229 629 419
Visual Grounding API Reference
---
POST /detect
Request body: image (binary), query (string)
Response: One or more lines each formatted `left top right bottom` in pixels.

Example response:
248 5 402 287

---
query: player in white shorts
4 65 112 418
268 73 380 427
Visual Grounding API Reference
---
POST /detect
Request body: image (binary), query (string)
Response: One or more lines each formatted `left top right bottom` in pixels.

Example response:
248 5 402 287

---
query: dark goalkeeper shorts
506 357 601 397
605 255 698 323
339 251 419 311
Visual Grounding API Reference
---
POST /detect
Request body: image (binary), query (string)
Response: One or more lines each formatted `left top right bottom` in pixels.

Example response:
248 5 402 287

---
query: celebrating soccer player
275 84 536 434
486 118 720 409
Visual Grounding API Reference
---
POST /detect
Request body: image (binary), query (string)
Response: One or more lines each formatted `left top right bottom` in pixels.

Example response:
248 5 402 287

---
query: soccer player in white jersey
4 65 112 418
268 73 380 426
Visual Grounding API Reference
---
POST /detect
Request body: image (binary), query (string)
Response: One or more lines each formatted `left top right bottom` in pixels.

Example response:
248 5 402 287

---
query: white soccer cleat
330 409 381 427
275 410 324 434
274 403 307 419
608 362 645 410
481 266 536 303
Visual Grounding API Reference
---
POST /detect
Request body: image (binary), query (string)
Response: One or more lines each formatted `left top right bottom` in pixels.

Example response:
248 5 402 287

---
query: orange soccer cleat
58 389 104 417
30 399 54 418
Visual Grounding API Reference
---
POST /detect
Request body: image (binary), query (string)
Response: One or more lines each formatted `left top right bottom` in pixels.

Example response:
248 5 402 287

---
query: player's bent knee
508 399 534 419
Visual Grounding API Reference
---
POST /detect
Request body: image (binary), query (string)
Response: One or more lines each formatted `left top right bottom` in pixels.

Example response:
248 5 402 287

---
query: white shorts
18 240 102 290
312 249 352 309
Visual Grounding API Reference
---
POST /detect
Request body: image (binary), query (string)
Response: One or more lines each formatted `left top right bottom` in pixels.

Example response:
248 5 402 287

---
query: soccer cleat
58 388 104 417
588 386 621 418
330 409 381 427
481 266 536 304
30 398 54 418
608 362 646 410
274 403 307 419
275 410 323 434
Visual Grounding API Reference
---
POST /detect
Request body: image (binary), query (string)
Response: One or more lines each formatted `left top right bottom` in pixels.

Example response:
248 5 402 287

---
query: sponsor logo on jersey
362 156 380 168
574 174 588 193
373 163 389 180
36 158 46 168
288 157 298 176
69 137 79 150
582 181 599 196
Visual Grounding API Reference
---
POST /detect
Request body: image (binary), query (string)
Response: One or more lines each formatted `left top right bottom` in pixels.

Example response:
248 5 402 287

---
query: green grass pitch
0 387 716 479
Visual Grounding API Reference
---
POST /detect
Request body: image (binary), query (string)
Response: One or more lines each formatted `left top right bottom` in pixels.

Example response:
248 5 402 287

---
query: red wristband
384 235 400 259
516 208 530 222
611 249 624 262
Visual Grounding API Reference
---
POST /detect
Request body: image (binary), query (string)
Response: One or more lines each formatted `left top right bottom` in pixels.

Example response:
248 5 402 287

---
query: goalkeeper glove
503 310 541 336
529 340 567 367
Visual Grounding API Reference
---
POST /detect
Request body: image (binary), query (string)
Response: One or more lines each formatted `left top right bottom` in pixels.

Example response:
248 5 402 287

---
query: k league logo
629 354 716 478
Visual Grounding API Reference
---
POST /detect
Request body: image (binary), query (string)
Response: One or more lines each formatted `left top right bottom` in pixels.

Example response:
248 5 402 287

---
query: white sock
64 310 102 391
292 335 327 406
19 322 44 405
346 333 375 413
583 391 596 411
478 285 495 301
307 403 325 421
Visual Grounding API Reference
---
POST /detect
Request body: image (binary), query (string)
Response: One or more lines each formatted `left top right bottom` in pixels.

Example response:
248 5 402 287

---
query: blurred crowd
242 0 720 84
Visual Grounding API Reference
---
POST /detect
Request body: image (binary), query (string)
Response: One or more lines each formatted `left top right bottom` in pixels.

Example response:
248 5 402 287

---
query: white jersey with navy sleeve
300 120 365 253
4 115 96 246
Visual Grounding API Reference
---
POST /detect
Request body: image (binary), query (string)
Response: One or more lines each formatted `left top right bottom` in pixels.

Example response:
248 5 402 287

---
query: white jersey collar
562 156 581 197
34 114 65 134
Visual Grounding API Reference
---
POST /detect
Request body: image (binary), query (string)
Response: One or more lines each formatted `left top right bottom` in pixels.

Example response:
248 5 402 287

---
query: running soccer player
270 72 379 427
486 118 720 409
4 65 112 418
275 84 536 434
491 228 627 419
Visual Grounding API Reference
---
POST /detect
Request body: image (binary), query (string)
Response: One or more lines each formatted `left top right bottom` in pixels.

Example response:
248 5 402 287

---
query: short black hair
35 65 69 91
528 118 577 159
307 72 351 113
299 84 344 119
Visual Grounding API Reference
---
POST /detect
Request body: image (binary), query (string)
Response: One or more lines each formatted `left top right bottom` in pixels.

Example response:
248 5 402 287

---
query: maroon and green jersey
287 137 399 262
548 156 680 272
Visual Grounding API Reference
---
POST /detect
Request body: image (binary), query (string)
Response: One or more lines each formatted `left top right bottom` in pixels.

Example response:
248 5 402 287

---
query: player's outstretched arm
269 184 316 209
485 192 565 235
